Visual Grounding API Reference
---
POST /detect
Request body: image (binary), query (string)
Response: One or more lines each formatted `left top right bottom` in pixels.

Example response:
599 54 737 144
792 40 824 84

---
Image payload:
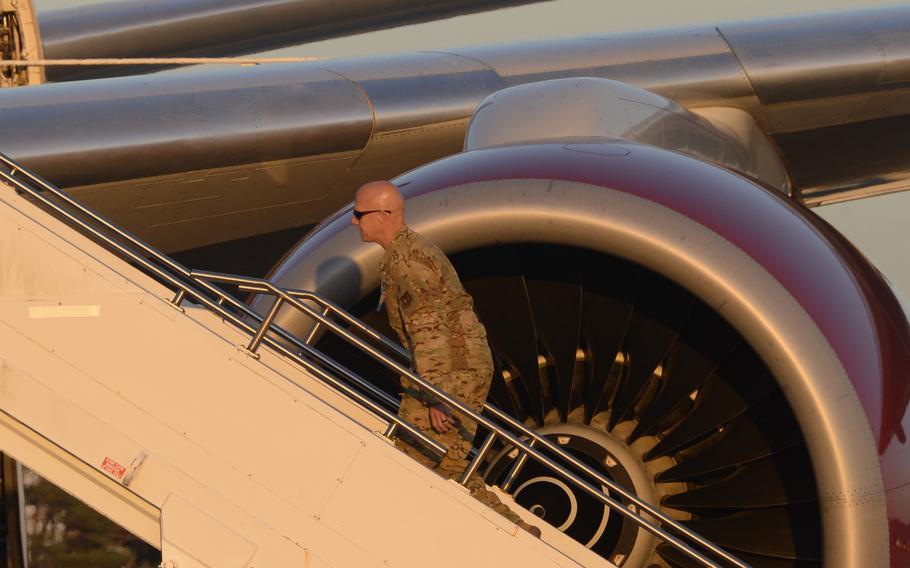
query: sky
31 0 910 298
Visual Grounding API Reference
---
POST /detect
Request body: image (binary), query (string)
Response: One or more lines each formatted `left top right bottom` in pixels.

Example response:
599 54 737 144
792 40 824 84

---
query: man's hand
429 404 454 433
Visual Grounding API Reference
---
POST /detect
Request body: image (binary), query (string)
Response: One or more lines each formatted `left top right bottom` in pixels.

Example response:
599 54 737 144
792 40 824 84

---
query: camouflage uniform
380 226 528 528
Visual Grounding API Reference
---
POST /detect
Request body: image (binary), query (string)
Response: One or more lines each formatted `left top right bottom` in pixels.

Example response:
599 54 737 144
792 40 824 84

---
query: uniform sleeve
397 256 453 405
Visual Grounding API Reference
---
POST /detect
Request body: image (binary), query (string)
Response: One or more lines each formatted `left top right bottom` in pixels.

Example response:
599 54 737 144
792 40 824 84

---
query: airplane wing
1 6 907 252
36 0 551 81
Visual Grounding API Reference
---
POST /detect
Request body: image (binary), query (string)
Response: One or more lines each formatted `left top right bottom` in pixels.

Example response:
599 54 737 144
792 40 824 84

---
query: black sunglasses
352 208 391 220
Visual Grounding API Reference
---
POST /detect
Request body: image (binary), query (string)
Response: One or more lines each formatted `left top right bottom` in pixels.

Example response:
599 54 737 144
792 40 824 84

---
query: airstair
0 154 749 567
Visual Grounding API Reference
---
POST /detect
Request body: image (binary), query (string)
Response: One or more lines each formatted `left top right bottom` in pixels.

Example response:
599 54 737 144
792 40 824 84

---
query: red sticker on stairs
102 457 126 479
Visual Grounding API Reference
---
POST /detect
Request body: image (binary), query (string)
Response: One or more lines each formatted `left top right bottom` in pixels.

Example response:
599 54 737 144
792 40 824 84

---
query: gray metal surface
720 6 910 111
0 63 375 250
451 26 757 109
0 5 908 250
464 77 789 192
0 64 373 185
36 0 549 81
719 5 910 204
306 52 508 216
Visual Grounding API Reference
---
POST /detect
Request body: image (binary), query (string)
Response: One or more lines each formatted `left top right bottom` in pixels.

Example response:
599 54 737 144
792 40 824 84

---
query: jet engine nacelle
262 78 910 566
264 139 910 566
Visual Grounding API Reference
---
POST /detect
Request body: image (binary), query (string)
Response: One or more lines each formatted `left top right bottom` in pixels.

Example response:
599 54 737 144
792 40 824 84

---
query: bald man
352 180 540 537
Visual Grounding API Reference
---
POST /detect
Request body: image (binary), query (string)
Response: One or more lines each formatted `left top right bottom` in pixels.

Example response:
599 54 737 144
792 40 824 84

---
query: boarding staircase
0 153 749 567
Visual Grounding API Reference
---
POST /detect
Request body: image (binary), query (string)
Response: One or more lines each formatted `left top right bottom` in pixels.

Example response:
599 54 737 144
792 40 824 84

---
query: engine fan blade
630 305 740 442
672 503 822 562
580 255 640 423
645 346 779 460
609 274 693 429
657 394 803 482
522 247 583 422
662 445 816 509
487 357 524 420
656 543 820 568
459 248 546 425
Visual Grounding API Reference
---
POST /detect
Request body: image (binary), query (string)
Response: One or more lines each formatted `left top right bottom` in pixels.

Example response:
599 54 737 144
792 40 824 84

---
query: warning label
101 457 126 479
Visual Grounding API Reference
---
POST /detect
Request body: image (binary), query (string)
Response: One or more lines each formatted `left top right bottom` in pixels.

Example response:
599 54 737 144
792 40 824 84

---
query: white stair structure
0 155 747 567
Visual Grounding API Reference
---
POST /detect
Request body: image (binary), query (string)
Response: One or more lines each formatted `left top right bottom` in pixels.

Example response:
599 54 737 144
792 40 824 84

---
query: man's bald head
356 180 405 212
352 180 406 248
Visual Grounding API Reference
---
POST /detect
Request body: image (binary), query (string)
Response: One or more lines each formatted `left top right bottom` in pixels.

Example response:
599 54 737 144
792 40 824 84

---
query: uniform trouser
395 369 526 526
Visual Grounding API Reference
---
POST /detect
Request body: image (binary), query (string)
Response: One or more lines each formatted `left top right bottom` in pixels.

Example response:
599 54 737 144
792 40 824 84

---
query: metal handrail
0 153 749 567
243 285 410 359
194 271 750 568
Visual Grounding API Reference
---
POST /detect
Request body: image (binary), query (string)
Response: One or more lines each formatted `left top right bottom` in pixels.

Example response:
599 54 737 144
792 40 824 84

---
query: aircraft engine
259 82 910 567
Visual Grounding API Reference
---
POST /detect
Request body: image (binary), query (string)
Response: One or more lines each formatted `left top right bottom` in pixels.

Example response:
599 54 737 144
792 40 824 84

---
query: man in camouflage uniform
352 180 540 538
